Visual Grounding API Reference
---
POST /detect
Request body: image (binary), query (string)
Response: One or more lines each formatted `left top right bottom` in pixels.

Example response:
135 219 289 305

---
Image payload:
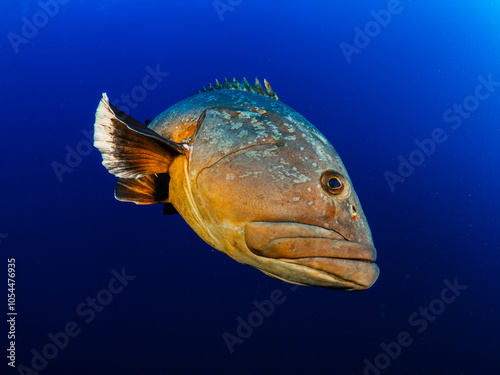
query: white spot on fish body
239 171 263 178
293 197 300 201
246 150 260 160
293 175 311 183
226 173 235 180
238 111 253 119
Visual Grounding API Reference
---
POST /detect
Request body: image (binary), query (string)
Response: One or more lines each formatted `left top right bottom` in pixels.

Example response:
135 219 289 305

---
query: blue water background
1 0 499 374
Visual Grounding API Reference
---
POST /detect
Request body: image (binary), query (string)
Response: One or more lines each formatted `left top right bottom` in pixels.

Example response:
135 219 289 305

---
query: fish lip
244 221 378 289
275 257 380 290
244 221 377 263
263 242 377 264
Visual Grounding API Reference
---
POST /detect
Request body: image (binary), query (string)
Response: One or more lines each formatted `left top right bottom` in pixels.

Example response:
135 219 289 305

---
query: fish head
192 106 379 291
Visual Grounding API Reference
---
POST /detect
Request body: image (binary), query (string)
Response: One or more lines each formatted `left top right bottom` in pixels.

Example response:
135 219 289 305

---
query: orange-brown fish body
94 79 379 290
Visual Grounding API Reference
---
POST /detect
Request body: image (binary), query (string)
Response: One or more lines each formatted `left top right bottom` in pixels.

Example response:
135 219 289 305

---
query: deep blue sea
2 1 499 374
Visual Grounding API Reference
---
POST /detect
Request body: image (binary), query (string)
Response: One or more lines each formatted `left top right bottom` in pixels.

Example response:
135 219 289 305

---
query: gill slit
181 144 219 246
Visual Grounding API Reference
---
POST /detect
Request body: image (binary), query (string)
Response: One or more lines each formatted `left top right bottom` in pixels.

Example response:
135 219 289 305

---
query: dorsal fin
195 77 279 100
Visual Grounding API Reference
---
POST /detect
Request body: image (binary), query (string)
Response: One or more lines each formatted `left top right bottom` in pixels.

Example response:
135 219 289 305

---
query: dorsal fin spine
254 78 264 96
264 79 275 97
194 77 279 100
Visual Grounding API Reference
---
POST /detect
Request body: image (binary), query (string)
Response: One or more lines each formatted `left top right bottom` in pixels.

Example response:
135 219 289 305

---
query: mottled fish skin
94 81 379 290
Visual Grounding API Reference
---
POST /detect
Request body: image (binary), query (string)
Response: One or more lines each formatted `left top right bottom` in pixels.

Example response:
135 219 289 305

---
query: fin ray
94 93 185 179
194 77 279 100
115 174 174 206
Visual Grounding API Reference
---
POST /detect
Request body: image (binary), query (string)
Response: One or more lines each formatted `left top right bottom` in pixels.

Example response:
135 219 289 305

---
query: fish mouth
244 222 379 290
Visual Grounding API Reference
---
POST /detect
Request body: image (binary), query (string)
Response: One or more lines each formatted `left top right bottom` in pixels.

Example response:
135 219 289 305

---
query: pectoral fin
94 93 185 179
115 174 173 206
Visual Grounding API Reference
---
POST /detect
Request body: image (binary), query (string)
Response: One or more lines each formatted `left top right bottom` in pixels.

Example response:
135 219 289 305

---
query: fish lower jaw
280 257 378 289
281 256 375 264
258 258 379 291
244 221 379 290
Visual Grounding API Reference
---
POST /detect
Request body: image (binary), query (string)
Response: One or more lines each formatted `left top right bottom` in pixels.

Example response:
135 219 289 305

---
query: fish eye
321 171 346 196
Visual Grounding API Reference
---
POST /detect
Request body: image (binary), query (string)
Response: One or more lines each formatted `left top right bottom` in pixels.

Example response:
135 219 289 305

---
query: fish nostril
351 205 358 221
